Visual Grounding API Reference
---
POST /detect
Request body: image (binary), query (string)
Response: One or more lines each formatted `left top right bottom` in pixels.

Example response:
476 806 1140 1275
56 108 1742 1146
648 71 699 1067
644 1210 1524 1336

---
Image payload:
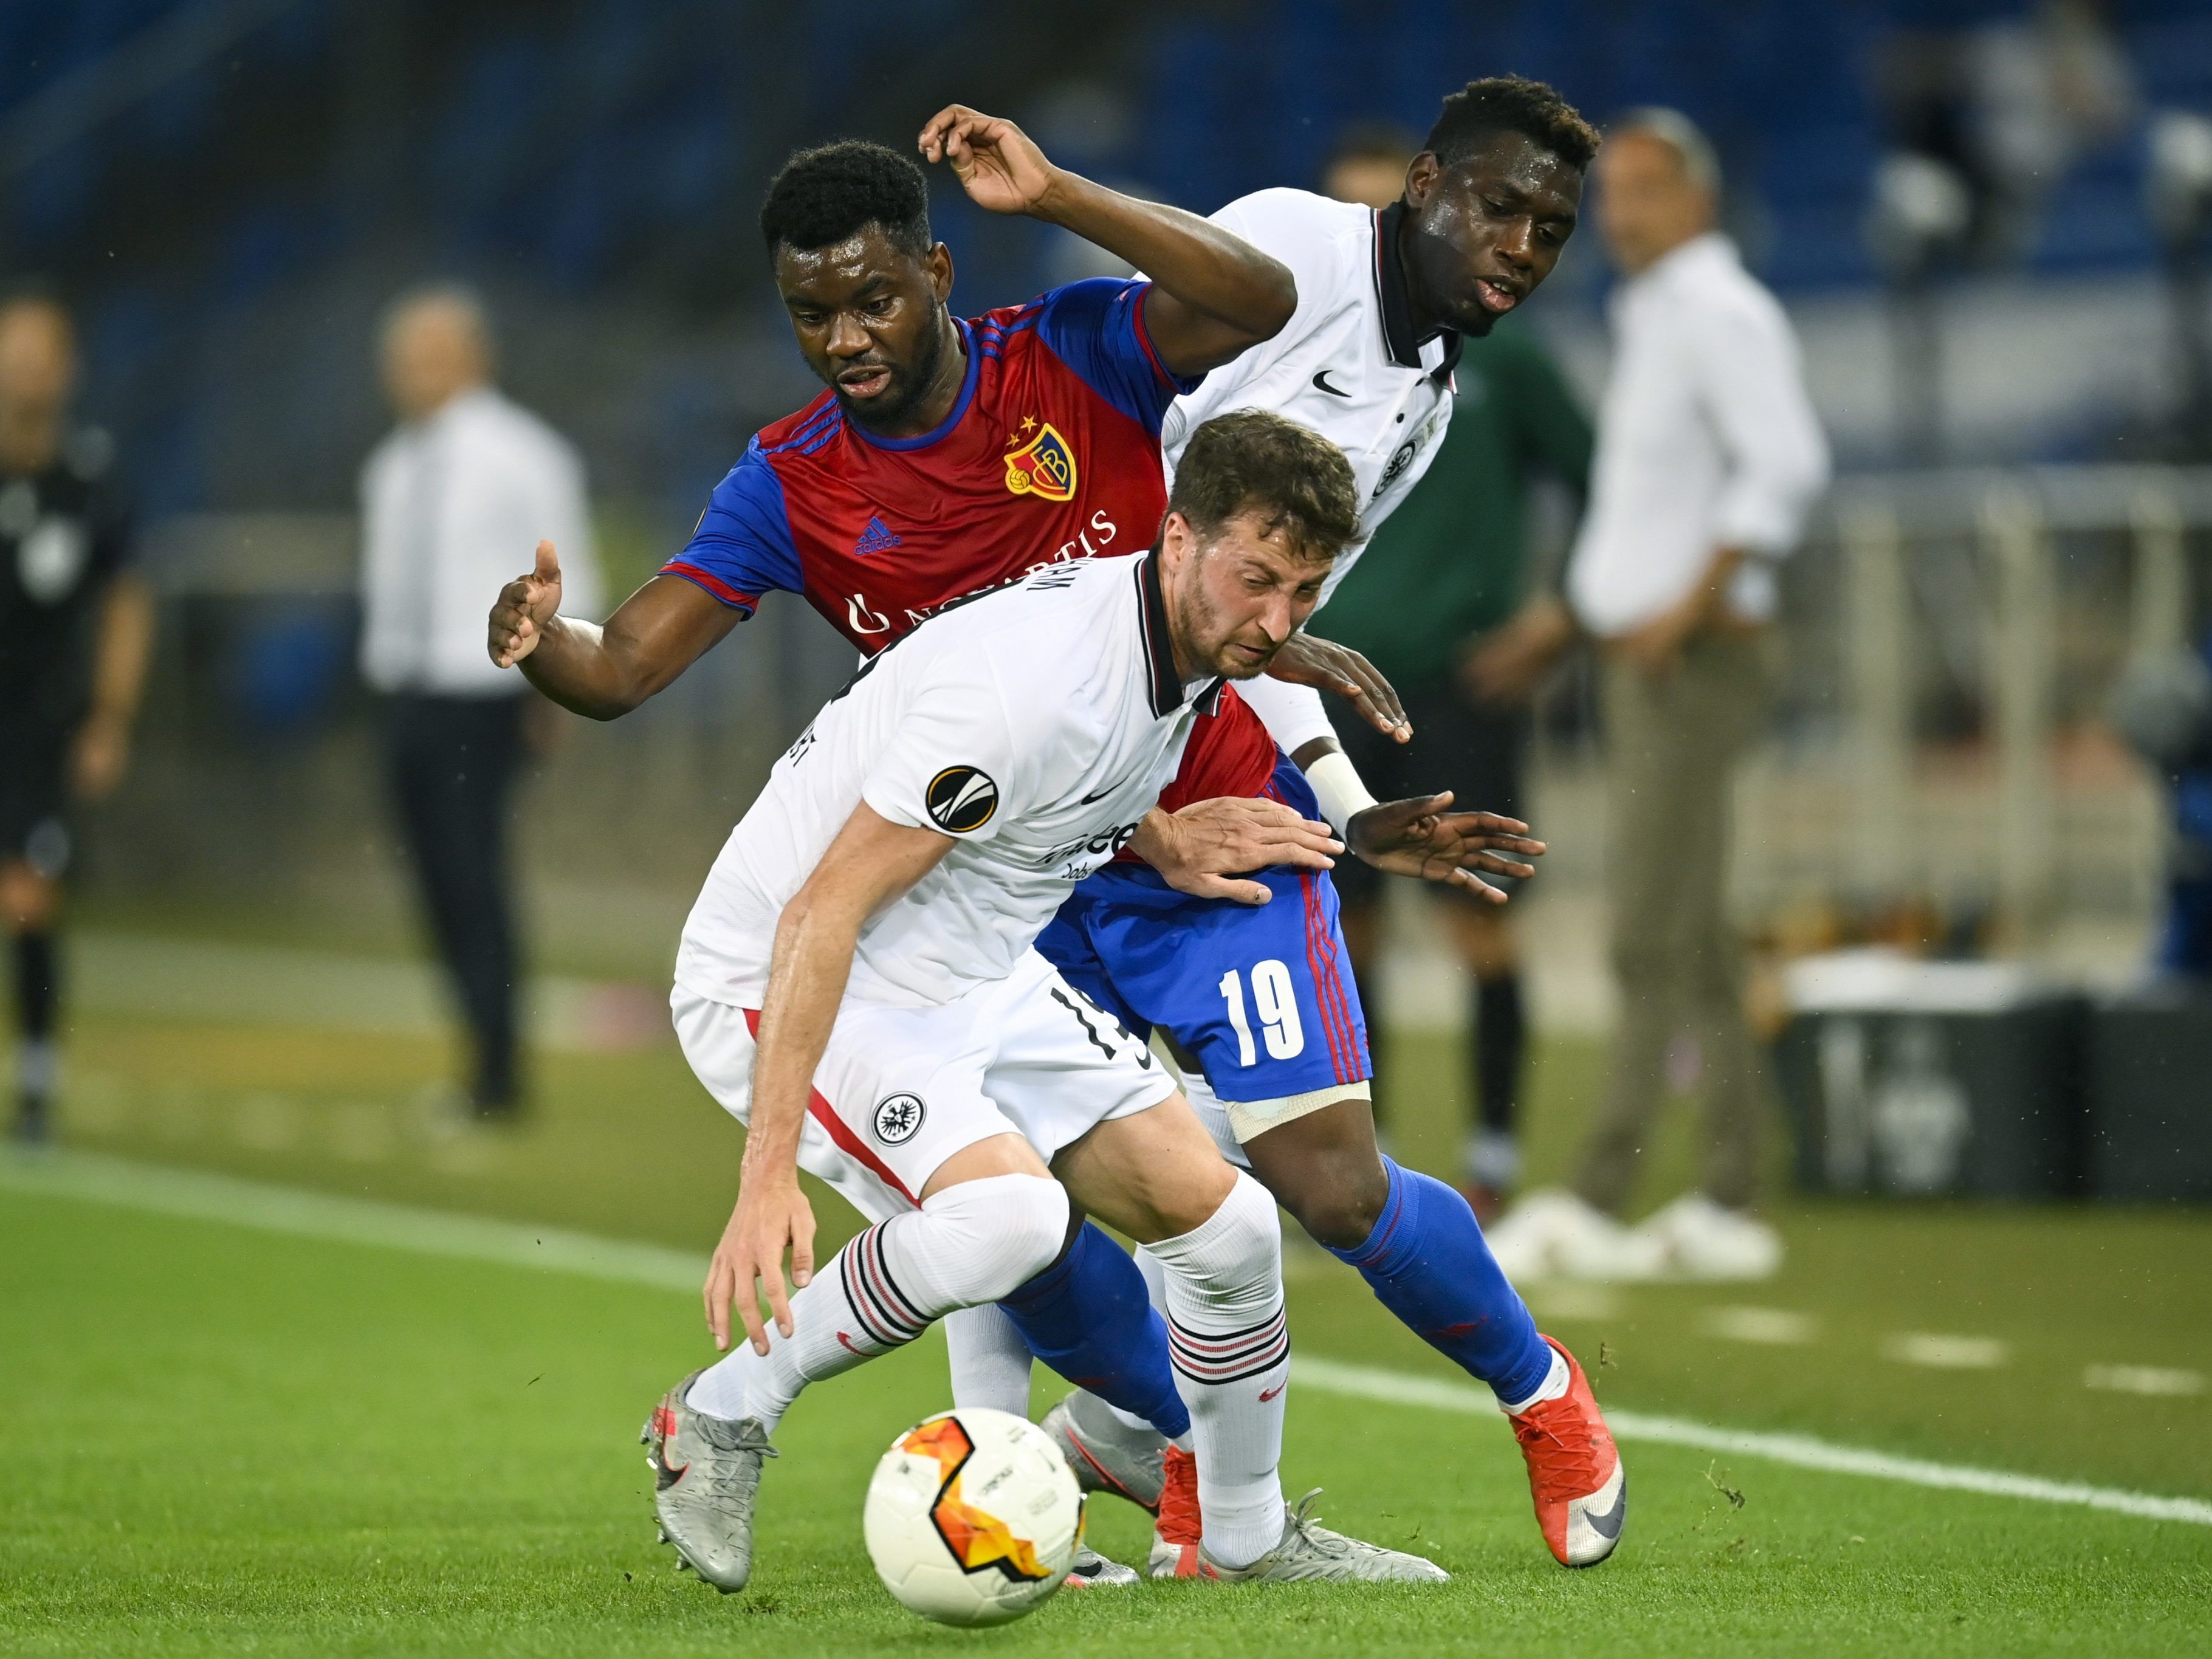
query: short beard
834 311 949 434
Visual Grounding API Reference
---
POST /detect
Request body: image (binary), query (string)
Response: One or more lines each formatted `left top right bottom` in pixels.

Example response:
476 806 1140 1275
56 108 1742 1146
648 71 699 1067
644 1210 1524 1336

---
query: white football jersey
1161 188 1460 606
1158 190 1462 757
675 552 1220 1011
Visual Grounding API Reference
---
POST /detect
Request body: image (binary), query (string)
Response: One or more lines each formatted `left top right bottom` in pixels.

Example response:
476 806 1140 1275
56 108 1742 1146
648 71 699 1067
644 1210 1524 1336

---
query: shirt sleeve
659 437 805 614
859 661 1031 845
1029 277 1201 434
1694 298 1830 557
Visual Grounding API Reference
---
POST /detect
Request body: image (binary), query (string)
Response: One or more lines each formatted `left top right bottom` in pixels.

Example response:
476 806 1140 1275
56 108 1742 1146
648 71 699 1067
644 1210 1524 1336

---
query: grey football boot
1148 1489 1450 1583
1062 1544 1142 1588
1039 1389 1167 1511
641 1370 777 1592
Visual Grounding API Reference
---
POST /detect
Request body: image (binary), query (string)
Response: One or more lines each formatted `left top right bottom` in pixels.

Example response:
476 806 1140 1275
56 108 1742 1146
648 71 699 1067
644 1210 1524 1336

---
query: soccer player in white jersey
637 411 1450 1590
1029 80 1635 1573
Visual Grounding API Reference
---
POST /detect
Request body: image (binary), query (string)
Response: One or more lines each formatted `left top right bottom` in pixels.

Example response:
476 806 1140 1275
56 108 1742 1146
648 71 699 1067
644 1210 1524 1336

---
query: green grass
5 965 2210 1654
2 1184 2207 1658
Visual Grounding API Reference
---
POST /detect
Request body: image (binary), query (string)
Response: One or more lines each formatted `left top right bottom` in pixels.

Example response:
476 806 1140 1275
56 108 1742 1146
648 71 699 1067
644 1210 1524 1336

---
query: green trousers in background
1575 630 1775 1215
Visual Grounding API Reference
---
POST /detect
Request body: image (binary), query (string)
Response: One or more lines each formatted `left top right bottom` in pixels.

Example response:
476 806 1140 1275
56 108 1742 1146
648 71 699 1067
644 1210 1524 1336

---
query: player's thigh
1237 1097 1390 1248
670 984 1028 1223
1097 864 1372 1109
1050 1091 1238 1246
978 953 1179 1167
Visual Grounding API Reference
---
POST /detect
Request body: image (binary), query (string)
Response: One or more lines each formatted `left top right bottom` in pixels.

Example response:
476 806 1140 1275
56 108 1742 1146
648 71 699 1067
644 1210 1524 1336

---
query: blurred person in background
360 286 600 1122
0 293 151 1145
1314 124 1595 1223
1479 111 1828 1280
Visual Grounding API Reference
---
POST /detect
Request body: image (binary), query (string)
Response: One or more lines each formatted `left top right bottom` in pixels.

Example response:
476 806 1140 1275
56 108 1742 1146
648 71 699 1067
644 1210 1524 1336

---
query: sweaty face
1594 129 1714 276
1164 510 1334 682
1403 132 1582 336
0 303 76 421
774 227 953 433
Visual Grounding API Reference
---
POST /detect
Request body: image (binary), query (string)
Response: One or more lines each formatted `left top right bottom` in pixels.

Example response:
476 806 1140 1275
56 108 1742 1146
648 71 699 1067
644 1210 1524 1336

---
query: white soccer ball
862 1407 1085 1626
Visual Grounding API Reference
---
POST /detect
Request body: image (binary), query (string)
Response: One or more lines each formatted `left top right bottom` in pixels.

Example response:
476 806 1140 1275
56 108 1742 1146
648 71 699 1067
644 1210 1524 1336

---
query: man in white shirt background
359 286 601 1119
1479 110 1829 1280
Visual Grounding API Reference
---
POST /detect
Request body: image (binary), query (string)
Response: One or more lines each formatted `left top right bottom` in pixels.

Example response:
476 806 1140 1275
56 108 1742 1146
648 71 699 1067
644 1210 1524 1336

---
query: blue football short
1036 754 1372 1108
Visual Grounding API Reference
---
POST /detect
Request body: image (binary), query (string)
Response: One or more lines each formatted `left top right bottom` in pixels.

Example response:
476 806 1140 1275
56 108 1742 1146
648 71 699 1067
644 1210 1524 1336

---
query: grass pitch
2 1178 2208 1658
4 938 2210 1655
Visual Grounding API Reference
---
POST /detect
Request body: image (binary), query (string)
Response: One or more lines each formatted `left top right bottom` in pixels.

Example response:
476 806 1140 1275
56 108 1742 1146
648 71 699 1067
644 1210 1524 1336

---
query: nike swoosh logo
1311 369 1351 397
1259 1382 1285 1402
1078 786 1116 805
836 1330 865 1356
1582 1470 1627 1540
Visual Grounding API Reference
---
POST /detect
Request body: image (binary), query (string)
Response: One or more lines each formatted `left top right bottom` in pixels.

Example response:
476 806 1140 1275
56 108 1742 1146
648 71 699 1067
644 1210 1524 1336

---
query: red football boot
1506 1335 1626 1567
1143 1446 1212 1579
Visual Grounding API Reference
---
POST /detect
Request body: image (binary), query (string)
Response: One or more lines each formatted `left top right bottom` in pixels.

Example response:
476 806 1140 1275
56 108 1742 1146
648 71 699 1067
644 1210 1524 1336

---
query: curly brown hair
1168 410 1359 564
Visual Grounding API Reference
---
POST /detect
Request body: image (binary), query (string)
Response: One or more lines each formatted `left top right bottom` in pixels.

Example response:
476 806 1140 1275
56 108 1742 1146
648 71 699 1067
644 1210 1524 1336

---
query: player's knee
1282 1153 1390 1251
921 1172 1071 1303
1184 1169 1282 1293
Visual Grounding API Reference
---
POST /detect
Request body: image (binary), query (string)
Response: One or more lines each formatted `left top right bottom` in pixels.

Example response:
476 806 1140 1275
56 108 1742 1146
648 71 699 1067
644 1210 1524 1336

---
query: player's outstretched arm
703 805 953 1356
1345 790 1547 904
917 103 1294 376
488 540 741 720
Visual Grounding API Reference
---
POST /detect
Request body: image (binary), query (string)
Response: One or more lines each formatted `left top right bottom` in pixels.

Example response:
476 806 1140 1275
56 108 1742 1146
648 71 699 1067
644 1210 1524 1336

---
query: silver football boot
1147 1489 1451 1584
641 1369 777 1592
1039 1389 1167 1511
1062 1544 1142 1588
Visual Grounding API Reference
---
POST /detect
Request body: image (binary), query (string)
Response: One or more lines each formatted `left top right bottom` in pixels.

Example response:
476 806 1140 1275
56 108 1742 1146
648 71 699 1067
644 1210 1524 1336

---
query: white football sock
944 1303 1035 1417
1146 1170 1289 1570
1502 1345 1569 1415
685 1173 1067 1432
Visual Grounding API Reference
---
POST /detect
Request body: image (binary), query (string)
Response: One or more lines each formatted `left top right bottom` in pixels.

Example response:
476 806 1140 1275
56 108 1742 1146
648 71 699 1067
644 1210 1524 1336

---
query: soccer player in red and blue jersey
488 109 1478 1584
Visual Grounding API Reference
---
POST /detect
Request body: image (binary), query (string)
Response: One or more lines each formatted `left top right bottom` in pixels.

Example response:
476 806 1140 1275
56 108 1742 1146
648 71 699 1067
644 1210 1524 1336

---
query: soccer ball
862 1407 1085 1626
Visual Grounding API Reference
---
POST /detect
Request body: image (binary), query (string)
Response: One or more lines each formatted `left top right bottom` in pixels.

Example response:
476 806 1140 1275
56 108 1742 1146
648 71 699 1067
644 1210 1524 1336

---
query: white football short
672 949 1178 1225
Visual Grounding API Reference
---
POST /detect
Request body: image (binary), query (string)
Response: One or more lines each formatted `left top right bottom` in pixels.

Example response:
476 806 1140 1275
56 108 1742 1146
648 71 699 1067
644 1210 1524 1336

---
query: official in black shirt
0 294 153 1142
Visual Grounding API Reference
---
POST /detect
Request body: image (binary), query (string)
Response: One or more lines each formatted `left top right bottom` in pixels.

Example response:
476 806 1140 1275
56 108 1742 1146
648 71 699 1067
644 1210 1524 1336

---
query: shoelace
1282 1489 1353 1558
1511 1398 1605 1494
1155 1447 1201 1545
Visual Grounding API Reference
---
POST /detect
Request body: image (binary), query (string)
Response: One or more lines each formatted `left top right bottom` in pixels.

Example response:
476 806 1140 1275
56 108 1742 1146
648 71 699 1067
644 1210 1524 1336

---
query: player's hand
1345 791 1545 902
704 1179 817 1356
488 540 563 669
70 710 131 802
917 105 1060 218
1130 799 1341 906
1268 633 1410 741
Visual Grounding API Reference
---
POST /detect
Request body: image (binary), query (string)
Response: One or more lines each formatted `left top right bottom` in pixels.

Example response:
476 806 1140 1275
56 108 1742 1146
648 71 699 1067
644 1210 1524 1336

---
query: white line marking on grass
1883 1332 2010 1369
2085 1364 2205 1398
1287 1357 2212 1528
8 1150 2210 1529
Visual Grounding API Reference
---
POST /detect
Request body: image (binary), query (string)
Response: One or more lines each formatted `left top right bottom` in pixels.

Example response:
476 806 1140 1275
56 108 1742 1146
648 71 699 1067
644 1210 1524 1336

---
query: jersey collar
1135 552 1226 719
845 317 981 452
1373 203 1462 384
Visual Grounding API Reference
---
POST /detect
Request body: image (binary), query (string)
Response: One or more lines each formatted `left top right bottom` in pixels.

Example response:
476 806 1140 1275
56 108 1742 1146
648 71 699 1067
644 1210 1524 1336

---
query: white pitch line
7 1149 2210 1530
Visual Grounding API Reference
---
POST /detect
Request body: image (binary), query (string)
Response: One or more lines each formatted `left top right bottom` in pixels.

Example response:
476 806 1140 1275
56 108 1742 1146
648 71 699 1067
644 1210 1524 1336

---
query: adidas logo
853 516 903 557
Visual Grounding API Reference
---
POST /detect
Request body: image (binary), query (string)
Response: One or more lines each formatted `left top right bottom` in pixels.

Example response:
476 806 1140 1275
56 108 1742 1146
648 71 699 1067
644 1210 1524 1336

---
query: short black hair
759 140 933 262
1169 410 1359 563
1423 75 1599 174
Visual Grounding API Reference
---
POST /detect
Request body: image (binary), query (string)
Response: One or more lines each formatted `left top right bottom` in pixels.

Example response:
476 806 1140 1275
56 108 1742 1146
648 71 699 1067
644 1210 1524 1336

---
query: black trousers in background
382 693 526 1111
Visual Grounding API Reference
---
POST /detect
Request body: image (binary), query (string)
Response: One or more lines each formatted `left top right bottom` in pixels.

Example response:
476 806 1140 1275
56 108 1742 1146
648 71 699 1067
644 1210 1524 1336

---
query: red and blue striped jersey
662 276 1279 809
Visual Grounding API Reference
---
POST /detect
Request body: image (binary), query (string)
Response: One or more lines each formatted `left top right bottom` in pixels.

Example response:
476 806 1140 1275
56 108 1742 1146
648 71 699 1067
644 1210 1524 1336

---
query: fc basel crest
1003 422 1077 502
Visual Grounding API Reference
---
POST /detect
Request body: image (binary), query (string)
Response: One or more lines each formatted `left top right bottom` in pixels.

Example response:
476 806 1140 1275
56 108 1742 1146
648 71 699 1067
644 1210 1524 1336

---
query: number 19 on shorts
1218 961 1305 1067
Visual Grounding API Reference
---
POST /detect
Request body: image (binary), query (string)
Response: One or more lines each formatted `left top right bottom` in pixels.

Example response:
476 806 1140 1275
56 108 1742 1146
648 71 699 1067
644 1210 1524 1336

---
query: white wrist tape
1302 748 1379 836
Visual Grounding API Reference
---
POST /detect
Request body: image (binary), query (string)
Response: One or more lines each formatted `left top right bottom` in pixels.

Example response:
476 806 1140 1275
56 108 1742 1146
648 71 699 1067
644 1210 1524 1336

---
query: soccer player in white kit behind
642 411 1448 1591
